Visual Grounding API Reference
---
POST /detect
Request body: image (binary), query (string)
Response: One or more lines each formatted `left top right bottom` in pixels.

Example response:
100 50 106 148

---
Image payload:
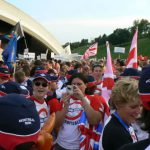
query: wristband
82 97 90 104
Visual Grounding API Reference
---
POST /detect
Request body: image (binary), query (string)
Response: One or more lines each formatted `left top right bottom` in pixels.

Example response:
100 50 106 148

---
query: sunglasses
34 81 48 87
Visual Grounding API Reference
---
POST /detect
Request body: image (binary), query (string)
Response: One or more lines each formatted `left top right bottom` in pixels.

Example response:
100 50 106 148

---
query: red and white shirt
30 96 49 127
56 95 104 150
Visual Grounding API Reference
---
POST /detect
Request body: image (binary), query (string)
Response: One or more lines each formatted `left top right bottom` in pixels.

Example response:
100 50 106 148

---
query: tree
132 19 150 38
99 34 107 45
108 28 130 45
70 42 80 50
94 35 101 44
79 39 88 46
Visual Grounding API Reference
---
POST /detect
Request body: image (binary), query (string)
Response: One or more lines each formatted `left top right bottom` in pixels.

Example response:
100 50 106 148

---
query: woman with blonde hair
119 65 150 150
99 77 141 150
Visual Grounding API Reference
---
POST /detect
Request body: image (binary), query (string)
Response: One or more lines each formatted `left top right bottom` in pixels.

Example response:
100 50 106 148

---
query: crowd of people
0 57 150 150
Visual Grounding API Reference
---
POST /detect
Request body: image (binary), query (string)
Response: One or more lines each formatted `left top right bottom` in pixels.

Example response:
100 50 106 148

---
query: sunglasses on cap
34 81 48 87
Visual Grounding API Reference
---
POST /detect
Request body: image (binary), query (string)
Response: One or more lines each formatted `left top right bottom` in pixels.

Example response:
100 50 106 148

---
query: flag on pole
64 44 71 55
1 22 25 41
2 34 17 63
11 22 25 40
126 28 138 69
14 22 29 54
102 41 114 102
81 43 98 60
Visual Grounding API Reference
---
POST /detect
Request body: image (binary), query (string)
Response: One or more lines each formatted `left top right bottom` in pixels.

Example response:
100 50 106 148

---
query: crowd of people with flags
0 53 149 150
0 24 150 150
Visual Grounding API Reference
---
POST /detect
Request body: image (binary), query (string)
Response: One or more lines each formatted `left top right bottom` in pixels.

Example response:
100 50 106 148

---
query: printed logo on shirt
38 108 48 126
65 100 83 120
64 120 80 125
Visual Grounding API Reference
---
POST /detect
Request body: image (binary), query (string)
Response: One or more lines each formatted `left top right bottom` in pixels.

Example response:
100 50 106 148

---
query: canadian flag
126 28 138 69
102 41 114 102
81 43 98 60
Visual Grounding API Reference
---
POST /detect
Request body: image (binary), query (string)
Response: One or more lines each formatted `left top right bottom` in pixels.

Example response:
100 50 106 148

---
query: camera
66 85 74 95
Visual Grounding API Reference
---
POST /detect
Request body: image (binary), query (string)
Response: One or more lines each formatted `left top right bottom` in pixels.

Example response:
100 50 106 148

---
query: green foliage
72 38 150 59
108 28 131 45
69 18 150 59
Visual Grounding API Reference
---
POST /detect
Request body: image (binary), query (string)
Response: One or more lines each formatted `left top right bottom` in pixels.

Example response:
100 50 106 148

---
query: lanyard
114 111 138 143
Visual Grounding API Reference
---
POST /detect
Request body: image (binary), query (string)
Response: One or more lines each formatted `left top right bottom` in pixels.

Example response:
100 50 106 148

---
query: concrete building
0 0 65 59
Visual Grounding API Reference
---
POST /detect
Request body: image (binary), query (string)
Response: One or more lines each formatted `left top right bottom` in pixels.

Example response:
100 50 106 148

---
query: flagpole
118 53 120 59
23 37 28 50
19 21 29 53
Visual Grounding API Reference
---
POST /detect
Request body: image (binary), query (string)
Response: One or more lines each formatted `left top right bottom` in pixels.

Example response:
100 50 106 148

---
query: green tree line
68 19 150 53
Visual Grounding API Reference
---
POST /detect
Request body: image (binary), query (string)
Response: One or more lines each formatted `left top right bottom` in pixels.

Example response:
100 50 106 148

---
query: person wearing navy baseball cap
35 66 48 74
119 65 150 150
119 68 141 80
0 94 40 150
0 67 10 84
46 75 61 114
30 73 50 127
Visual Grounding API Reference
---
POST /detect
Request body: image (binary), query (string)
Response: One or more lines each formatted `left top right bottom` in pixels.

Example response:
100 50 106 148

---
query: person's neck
116 111 130 126
34 95 45 102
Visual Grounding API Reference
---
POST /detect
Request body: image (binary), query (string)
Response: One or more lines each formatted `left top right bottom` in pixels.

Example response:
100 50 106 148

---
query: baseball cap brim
0 131 39 150
33 74 50 83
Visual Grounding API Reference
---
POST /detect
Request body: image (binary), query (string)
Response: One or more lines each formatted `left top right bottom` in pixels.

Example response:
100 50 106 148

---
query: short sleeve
47 98 61 114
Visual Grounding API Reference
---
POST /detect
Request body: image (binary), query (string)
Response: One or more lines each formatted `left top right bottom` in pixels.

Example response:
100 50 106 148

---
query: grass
72 38 150 59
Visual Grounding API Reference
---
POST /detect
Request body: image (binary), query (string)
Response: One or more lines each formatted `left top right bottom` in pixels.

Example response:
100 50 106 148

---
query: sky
5 0 150 45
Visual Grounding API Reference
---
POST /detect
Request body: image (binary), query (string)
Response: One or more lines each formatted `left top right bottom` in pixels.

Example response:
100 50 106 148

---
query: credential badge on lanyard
128 126 138 143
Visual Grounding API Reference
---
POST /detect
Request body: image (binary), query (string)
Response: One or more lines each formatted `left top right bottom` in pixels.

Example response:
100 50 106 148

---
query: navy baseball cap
0 94 40 149
0 81 22 94
120 68 140 80
66 69 78 79
35 66 48 74
139 65 150 110
0 67 10 79
49 75 59 82
33 73 50 83
87 75 96 87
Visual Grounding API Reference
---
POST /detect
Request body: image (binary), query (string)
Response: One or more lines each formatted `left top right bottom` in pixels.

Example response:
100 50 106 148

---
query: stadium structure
0 0 65 59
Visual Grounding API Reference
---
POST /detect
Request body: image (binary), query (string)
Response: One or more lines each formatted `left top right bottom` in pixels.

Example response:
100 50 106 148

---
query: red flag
102 41 114 102
81 43 98 60
126 28 138 69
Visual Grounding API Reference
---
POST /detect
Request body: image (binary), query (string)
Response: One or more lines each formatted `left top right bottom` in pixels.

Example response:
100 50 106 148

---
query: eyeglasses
34 81 48 87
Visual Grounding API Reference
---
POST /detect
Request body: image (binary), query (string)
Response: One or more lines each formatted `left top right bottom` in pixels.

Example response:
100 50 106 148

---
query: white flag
64 44 71 55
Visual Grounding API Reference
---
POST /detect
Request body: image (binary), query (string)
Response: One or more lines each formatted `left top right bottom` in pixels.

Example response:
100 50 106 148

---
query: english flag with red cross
126 28 138 69
81 43 98 60
102 41 114 103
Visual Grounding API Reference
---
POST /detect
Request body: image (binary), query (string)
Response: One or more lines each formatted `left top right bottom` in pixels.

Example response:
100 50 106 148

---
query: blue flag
2 34 17 63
